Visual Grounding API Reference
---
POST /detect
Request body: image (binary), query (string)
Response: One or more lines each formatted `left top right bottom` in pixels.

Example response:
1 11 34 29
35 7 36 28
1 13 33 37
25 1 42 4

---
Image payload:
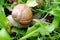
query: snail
12 4 33 25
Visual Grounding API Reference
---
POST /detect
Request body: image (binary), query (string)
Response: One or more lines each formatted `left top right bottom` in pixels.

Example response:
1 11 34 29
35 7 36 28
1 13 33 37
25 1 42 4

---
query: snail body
12 4 33 25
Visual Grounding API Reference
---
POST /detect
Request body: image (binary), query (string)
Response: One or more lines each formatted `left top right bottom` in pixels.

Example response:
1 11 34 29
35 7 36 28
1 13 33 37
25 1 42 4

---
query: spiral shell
12 4 33 25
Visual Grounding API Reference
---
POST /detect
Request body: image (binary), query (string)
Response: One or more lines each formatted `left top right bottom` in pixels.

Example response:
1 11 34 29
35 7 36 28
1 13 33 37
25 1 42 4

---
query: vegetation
0 0 60 40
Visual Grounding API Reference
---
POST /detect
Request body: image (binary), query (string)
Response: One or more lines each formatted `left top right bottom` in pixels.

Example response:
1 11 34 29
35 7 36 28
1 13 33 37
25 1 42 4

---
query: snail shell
12 4 33 25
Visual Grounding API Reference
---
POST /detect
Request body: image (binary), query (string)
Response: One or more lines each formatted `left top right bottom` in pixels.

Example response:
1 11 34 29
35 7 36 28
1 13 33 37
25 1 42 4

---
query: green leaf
11 28 26 36
19 23 40 40
29 37 37 40
0 6 7 28
35 17 59 35
55 0 60 2
4 3 12 11
0 28 11 40
26 0 38 7
22 0 27 3
0 6 10 30
45 16 59 33
37 37 43 40
34 19 50 35
19 19 48 40
19 17 60 40
0 0 4 6
0 6 6 22
44 0 50 10
49 8 60 17
17 0 23 4
26 23 39 34
19 28 40 40
26 23 40 37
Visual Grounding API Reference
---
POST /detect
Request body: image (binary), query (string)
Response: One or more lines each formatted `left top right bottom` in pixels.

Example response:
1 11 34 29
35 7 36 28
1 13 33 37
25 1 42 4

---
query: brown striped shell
12 4 33 25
